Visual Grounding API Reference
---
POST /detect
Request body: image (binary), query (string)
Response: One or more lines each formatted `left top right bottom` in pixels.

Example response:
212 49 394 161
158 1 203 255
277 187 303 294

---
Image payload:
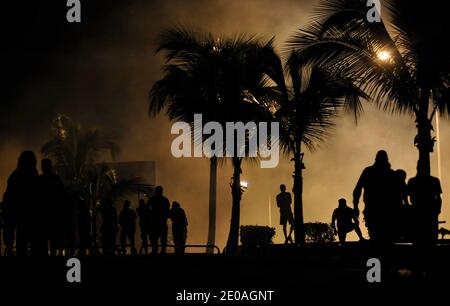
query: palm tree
287 0 450 177
150 27 281 253
270 50 367 244
149 28 221 253
42 115 121 197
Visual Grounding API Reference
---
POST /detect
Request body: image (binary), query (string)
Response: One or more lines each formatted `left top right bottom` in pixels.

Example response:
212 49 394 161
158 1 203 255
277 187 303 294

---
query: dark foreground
1 242 449 304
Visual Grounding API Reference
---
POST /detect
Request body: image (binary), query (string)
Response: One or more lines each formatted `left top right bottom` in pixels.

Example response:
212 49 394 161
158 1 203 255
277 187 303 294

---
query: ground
0 242 449 304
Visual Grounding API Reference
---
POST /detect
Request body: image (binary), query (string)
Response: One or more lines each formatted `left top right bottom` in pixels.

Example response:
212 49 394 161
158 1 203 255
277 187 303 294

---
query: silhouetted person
353 150 396 244
276 184 294 244
119 200 137 255
3 151 40 256
332 198 365 243
407 161 442 248
78 199 92 256
170 201 188 254
99 199 118 255
66 194 83 256
38 158 67 256
0 199 4 254
137 198 151 252
1 193 15 256
438 227 450 240
148 186 170 254
392 169 411 241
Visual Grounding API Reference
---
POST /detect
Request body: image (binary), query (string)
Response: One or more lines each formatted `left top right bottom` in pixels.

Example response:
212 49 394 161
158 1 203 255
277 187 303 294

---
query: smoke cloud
1 0 448 247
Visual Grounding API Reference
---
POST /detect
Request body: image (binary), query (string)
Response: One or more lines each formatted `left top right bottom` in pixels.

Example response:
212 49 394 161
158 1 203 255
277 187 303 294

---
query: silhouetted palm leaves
268 50 367 244
150 26 280 253
287 0 450 176
42 114 151 248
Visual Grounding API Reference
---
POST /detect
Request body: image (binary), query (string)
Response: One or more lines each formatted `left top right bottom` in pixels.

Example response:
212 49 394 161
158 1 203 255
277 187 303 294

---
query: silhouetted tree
149 28 221 253
150 27 280 253
269 51 367 244
287 0 450 177
41 115 151 251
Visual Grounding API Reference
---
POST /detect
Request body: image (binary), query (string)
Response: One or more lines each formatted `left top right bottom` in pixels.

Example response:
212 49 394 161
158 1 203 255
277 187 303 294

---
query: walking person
353 150 396 245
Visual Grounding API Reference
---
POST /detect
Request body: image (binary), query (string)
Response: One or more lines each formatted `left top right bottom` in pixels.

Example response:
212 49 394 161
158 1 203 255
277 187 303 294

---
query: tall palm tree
149 28 221 253
150 27 281 253
287 0 450 177
270 51 367 244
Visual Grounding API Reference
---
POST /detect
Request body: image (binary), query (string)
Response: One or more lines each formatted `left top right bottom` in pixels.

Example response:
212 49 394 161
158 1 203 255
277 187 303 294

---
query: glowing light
240 181 248 188
377 50 391 61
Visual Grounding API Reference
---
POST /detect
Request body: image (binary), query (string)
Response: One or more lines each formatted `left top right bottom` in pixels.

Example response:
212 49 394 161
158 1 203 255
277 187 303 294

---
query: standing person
392 169 410 241
136 198 151 253
38 158 66 256
332 198 365 243
170 201 188 254
3 151 39 256
78 199 92 256
276 184 294 244
407 161 442 248
119 200 137 255
0 199 4 254
148 186 170 254
353 150 396 244
1 193 15 256
99 199 118 255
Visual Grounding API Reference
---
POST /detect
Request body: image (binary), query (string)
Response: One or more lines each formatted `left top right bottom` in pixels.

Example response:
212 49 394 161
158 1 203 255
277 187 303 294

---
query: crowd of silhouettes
0 149 444 255
347 150 442 248
0 151 70 256
0 151 189 256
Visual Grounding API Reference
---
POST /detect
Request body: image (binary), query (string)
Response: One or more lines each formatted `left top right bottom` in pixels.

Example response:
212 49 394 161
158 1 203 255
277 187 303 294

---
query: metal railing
139 244 221 255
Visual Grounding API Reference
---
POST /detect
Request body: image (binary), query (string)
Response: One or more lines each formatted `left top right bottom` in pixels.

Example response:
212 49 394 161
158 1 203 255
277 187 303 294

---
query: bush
240 225 276 247
304 222 335 243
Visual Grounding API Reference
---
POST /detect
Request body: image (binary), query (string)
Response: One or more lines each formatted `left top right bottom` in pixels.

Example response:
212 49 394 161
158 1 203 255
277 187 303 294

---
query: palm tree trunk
293 152 305 245
416 90 432 176
225 157 242 254
206 156 217 254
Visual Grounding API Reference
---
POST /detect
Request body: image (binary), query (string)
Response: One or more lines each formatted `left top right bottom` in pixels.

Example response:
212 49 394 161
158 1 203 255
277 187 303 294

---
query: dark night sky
1 0 449 247
2 0 139 135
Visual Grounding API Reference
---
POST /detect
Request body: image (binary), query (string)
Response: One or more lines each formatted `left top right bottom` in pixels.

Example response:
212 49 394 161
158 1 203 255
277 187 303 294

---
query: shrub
304 222 335 243
240 225 276 247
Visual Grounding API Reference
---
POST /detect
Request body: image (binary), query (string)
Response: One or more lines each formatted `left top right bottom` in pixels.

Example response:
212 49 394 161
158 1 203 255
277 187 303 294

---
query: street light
377 50 391 62
240 180 248 195
229 178 248 195
240 181 248 188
